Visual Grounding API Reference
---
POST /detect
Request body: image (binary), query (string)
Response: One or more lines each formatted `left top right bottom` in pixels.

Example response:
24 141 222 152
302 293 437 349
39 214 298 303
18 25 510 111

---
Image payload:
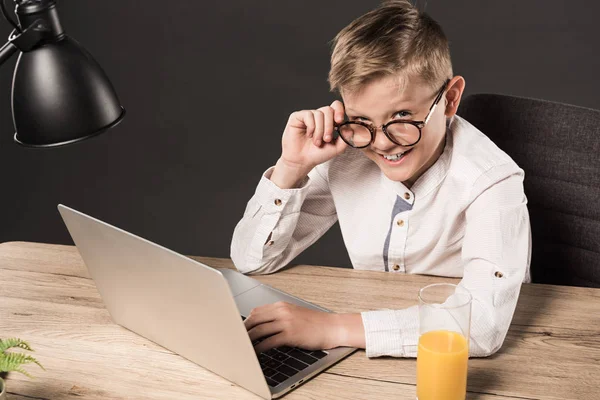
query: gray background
0 0 598 268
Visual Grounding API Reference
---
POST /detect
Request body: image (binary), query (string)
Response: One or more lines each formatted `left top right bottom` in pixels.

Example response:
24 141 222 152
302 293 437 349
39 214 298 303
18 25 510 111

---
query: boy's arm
230 163 338 275
360 167 531 357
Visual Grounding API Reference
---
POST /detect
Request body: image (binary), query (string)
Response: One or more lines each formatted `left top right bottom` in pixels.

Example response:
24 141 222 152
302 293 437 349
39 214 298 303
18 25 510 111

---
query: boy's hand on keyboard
244 301 363 353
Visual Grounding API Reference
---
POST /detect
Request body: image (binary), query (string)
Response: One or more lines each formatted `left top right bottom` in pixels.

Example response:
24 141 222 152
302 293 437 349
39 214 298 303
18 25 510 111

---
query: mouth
380 148 413 164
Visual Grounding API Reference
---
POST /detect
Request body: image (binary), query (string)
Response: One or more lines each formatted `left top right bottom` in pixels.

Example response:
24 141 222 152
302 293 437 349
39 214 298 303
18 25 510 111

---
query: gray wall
0 1 598 268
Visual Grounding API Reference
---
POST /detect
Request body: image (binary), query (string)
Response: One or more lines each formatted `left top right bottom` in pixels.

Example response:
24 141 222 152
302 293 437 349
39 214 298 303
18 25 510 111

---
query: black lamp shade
12 36 125 147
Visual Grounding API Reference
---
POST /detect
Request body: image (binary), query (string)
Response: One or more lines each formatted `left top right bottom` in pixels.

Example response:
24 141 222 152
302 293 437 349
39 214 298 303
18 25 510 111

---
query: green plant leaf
0 338 44 377
0 338 32 353
6 366 32 379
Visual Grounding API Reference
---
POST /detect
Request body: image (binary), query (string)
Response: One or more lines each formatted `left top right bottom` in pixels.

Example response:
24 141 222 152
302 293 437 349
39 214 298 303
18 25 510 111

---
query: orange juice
417 330 468 400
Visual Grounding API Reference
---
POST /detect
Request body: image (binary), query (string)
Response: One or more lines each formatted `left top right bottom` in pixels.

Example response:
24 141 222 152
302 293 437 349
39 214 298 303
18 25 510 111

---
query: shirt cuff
361 306 419 358
254 166 310 215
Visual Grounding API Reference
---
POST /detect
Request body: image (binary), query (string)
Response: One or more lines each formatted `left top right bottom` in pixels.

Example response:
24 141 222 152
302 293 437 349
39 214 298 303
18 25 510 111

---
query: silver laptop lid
57 204 271 399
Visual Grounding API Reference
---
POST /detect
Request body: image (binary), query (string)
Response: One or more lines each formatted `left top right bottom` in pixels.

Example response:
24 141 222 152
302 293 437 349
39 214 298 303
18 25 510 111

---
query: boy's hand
270 100 348 189
244 301 365 353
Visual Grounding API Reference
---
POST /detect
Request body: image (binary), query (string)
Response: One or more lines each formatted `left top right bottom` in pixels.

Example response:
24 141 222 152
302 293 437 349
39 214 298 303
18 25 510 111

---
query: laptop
57 204 356 399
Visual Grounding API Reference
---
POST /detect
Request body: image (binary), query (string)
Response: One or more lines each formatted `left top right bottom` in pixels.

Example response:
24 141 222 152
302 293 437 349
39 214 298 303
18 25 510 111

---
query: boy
231 0 531 358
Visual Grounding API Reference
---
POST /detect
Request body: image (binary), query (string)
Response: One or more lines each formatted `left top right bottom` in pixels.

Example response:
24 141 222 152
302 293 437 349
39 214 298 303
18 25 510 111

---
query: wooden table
1 242 599 400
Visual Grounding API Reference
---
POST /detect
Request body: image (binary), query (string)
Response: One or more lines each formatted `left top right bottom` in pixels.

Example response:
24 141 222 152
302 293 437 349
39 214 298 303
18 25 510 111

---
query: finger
254 332 289 354
248 320 284 342
292 110 315 138
318 106 335 143
330 100 346 124
335 130 349 153
244 301 290 330
244 306 278 331
311 110 325 146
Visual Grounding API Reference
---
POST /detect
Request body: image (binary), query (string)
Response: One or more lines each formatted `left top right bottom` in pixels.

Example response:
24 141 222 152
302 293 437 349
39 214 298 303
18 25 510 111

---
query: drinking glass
416 283 472 400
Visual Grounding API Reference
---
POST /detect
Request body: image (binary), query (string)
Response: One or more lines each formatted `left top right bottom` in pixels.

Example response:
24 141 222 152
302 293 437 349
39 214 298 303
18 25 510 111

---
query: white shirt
231 115 531 358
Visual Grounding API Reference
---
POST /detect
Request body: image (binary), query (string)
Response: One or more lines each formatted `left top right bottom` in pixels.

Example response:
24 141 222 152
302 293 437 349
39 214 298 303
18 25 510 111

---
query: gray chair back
458 94 600 288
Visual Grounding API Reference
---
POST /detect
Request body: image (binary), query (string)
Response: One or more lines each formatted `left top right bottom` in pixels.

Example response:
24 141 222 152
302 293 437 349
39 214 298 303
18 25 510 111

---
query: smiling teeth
383 152 405 161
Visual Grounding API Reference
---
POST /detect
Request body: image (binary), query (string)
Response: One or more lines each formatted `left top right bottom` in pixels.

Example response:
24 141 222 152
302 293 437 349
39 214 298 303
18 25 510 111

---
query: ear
444 76 466 118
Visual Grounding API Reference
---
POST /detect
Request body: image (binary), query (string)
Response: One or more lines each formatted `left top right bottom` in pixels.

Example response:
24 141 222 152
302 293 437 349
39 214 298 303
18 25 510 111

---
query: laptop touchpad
233 284 327 317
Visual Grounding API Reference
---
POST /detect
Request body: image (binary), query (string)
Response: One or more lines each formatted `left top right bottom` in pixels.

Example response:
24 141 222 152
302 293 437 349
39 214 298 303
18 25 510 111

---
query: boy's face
342 76 458 186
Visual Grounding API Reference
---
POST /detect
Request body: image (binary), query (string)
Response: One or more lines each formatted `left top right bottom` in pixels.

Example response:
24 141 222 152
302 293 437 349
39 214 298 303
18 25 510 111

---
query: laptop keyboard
243 315 328 387
255 341 327 387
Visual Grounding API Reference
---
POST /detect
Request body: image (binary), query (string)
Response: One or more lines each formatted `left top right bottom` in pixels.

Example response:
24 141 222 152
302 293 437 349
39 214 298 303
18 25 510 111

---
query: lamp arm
0 20 47 67
0 40 17 65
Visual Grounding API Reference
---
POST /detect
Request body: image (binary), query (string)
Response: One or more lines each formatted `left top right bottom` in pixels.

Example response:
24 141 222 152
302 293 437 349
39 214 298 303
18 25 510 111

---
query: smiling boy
231 0 531 358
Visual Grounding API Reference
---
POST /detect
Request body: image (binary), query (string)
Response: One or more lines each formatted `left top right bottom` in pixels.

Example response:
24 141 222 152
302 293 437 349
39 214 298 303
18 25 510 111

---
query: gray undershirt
383 195 413 271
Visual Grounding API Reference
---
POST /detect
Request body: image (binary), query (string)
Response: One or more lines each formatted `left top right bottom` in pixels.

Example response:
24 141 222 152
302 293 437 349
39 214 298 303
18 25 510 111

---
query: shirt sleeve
360 165 531 358
230 164 338 275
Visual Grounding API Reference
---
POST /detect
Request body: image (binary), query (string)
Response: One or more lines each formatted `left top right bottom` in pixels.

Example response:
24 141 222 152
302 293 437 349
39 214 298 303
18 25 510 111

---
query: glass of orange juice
416 283 472 400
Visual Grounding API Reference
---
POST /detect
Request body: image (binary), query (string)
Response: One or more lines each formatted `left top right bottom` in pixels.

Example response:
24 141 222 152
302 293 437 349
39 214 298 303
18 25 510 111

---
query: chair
458 93 600 288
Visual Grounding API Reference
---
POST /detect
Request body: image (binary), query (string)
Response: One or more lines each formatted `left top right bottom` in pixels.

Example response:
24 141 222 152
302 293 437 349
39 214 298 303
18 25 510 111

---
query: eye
393 110 412 119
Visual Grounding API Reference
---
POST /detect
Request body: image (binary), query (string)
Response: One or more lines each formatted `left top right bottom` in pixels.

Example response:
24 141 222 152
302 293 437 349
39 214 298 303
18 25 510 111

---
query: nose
370 125 397 151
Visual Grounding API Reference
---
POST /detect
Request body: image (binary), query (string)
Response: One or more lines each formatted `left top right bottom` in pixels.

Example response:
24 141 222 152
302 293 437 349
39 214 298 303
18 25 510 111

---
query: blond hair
328 0 452 95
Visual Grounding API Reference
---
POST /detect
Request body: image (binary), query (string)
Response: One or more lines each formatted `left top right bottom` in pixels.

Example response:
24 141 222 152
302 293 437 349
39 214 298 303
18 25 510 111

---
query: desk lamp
0 0 124 147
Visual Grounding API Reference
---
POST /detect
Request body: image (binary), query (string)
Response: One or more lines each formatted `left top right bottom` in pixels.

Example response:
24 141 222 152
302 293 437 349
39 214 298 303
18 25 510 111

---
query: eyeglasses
335 79 450 149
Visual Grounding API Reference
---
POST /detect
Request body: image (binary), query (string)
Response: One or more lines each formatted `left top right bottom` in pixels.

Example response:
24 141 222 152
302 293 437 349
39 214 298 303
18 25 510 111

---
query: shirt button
392 264 400 271
404 192 411 200
494 271 504 278
274 199 282 206
397 219 404 227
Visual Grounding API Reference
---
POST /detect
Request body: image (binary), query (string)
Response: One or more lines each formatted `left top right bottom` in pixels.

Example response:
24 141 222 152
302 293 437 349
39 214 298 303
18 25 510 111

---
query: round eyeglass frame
334 79 450 149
